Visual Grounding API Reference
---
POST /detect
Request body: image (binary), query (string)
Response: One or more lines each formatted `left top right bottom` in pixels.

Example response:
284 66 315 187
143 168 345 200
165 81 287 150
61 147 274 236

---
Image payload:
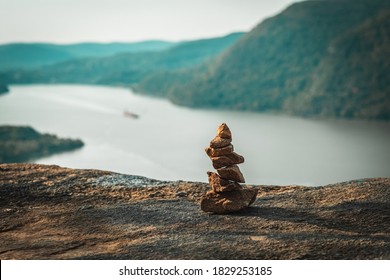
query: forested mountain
0 41 174 70
0 33 243 85
286 10 390 119
136 0 390 120
1 0 389 120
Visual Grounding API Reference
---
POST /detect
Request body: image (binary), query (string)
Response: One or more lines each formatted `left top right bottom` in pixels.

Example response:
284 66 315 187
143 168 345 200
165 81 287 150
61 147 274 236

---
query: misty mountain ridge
142 0 389 120
0 41 175 71
0 32 244 85
0 0 389 120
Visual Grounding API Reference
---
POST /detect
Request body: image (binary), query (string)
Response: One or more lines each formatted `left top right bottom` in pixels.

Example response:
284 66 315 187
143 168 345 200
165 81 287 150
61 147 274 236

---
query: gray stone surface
0 163 389 259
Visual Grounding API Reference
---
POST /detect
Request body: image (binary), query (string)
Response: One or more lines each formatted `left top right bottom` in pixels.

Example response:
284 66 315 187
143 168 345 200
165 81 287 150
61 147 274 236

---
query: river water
1 84 389 185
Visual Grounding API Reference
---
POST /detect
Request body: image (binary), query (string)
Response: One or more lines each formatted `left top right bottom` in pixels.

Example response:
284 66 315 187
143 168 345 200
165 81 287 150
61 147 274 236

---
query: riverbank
0 83 8 94
1 163 389 259
2 85 390 185
0 125 84 163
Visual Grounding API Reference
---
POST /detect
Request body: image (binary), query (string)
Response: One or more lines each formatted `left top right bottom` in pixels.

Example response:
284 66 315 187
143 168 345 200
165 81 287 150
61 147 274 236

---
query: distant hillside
0 32 243 85
286 10 390 119
0 126 84 163
0 41 174 70
0 83 8 94
136 0 390 120
2 0 388 120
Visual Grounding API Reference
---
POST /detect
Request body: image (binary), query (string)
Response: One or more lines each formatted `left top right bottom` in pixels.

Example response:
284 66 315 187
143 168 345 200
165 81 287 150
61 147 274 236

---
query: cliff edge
0 163 389 259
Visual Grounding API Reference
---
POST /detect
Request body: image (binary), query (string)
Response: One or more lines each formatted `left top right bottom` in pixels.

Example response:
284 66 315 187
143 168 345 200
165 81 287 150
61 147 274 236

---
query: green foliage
0 33 243 86
138 0 390 120
0 126 84 163
0 83 8 94
287 10 390 119
0 41 174 71
2 0 388 120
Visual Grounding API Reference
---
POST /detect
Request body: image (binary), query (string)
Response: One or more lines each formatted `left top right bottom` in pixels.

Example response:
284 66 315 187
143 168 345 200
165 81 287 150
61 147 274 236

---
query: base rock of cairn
201 123 257 214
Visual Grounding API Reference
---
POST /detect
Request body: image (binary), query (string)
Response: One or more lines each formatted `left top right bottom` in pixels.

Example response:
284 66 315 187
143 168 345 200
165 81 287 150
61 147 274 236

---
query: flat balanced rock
205 145 234 157
210 136 232 149
200 188 258 214
211 152 244 169
207 172 242 193
217 164 245 183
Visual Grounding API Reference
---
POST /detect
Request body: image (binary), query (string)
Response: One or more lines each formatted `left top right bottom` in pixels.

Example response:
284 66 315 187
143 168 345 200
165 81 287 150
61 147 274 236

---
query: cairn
201 123 258 214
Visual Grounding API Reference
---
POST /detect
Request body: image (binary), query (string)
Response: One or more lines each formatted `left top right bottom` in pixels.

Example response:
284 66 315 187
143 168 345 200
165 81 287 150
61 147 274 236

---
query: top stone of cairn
217 123 232 139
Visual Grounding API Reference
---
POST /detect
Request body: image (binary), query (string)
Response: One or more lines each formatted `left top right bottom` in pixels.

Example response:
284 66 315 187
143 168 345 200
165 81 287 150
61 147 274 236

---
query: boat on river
123 110 139 119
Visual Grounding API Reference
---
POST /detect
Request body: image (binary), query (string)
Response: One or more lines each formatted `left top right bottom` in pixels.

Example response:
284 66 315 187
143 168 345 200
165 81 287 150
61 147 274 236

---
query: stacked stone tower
201 123 257 214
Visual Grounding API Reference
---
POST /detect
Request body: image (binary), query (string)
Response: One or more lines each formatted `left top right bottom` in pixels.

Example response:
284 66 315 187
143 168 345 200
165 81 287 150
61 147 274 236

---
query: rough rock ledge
0 163 389 259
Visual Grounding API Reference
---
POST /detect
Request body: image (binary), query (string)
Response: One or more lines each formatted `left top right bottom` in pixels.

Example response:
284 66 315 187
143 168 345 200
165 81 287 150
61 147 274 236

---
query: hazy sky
0 0 300 44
